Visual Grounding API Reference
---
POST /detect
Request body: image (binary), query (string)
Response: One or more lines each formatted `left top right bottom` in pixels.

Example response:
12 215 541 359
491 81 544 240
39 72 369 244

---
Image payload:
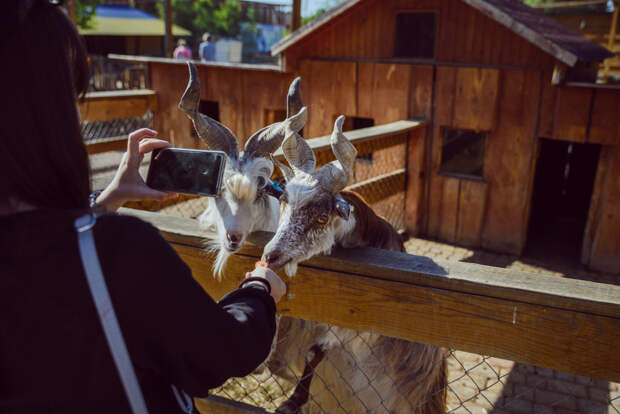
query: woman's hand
245 266 287 304
96 128 177 212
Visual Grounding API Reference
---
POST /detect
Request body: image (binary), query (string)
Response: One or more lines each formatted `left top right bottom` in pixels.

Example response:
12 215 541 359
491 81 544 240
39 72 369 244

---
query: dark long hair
0 0 91 210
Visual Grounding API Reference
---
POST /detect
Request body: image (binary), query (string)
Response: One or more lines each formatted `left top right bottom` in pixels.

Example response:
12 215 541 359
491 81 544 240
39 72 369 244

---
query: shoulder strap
75 214 150 414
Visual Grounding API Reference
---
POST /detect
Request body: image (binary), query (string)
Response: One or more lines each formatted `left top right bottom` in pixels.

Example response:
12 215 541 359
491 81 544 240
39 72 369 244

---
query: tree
213 0 242 38
75 0 103 29
158 0 243 39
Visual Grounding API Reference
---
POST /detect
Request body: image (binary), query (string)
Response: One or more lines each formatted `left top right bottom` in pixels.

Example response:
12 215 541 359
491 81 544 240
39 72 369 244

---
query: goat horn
178 62 239 160
314 116 358 193
331 115 357 180
242 106 307 161
281 129 316 175
271 155 295 182
287 77 303 119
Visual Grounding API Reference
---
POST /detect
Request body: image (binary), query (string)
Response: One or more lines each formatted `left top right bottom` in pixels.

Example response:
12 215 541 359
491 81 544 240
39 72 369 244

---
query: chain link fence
206 316 619 414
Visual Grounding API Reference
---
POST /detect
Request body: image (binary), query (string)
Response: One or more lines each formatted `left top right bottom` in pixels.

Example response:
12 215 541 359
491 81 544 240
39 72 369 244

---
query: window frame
438 127 487 182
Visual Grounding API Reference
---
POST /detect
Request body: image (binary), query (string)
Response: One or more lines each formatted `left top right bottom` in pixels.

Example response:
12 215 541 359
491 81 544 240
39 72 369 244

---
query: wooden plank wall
539 84 620 273
428 67 542 254
283 0 556 71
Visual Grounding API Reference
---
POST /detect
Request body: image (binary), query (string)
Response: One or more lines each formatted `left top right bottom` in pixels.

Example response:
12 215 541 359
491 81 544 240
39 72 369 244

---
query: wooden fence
122 205 620 413
80 89 158 154
90 109 620 412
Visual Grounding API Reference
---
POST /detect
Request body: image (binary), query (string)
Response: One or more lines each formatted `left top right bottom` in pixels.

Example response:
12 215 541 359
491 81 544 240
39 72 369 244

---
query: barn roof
270 0 614 67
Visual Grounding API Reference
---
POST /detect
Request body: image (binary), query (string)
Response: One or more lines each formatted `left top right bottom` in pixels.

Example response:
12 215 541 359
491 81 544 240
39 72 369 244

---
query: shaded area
526 139 601 266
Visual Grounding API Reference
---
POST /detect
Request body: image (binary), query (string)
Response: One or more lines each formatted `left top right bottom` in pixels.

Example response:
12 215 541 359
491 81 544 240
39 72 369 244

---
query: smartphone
146 148 227 196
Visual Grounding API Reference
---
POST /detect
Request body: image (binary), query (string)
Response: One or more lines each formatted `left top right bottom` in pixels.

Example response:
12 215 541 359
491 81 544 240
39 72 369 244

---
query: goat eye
316 215 329 225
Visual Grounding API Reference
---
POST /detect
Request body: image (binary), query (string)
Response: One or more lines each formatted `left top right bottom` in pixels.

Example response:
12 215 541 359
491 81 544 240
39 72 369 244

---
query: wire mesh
82 112 153 143
204 317 620 414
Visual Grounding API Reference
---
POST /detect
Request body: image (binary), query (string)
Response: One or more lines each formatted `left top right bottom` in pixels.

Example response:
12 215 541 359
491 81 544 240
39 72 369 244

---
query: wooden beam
195 395 270 414
345 169 405 204
65 0 77 24
163 0 173 58
121 208 620 383
604 4 619 80
291 0 302 32
273 120 425 160
79 90 158 122
529 0 607 8
86 136 128 155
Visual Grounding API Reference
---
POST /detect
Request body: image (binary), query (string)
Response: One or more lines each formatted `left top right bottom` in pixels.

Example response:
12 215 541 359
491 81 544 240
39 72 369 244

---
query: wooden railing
81 89 158 155
122 206 620 413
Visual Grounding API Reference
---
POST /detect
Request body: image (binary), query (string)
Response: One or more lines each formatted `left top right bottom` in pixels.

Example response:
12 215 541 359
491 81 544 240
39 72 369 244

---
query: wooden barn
110 0 620 274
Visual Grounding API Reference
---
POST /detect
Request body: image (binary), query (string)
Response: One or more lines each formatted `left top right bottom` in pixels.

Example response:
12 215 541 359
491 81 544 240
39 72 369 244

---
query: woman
0 1 285 413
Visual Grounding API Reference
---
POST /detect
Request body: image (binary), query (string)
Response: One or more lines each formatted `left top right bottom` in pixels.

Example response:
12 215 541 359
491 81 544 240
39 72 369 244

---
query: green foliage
157 0 244 39
213 0 242 38
75 0 103 29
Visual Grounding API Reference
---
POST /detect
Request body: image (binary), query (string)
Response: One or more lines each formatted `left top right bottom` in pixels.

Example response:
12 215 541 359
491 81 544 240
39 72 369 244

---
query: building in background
79 4 191 57
532 0 620 80
240 0 290 63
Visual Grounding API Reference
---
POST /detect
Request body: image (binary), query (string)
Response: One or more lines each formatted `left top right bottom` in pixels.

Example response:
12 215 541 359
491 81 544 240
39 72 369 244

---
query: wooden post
66 0 77 25
163 0 173 58
291 0 302 32
603 2 619 80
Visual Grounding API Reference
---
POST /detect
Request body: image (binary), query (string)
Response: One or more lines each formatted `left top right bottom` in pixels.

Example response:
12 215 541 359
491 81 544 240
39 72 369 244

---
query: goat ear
334 195 351 219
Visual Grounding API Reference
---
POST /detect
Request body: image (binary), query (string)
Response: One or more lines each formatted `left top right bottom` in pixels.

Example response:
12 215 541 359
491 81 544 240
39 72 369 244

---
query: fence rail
122 207 620 413
116 120 420 218
81 89 158 155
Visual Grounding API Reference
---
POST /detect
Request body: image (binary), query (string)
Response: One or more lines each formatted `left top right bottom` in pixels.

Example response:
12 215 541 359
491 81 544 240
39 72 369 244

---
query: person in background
0 1 286 413
199 32 216 62
173 38 192 60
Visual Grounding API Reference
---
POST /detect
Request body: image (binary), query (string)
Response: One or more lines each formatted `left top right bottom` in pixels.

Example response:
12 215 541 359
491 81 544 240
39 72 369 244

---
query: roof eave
270 0 362 56
462 0 580 67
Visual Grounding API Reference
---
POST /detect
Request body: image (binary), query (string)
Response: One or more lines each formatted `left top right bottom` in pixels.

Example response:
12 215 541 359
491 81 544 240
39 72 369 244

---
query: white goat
262 118 447 414
178 61 306 277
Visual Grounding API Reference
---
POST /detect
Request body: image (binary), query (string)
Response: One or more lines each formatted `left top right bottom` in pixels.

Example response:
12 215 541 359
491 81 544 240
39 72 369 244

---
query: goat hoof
275 399 302 414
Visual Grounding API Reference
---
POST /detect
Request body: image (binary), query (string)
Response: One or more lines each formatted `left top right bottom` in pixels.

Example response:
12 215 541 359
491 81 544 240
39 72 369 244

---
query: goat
178 61 306 277
262 117 447 414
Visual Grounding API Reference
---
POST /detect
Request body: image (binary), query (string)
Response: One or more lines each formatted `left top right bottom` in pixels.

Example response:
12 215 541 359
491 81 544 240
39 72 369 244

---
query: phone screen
146 148 226 196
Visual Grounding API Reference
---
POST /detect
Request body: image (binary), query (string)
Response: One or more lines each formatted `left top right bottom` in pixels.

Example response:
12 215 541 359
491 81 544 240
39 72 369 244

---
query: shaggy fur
265 190 447 414
199 156 279 277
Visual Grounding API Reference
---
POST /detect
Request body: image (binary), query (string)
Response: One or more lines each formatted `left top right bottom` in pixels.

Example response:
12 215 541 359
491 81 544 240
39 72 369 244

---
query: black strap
239 277 271 295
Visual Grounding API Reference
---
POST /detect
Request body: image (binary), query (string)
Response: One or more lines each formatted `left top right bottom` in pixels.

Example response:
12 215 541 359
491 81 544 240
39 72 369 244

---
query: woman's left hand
96 128 177 212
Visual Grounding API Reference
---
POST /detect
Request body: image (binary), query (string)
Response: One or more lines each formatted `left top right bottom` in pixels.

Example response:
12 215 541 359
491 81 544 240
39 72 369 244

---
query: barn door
526 139 601 263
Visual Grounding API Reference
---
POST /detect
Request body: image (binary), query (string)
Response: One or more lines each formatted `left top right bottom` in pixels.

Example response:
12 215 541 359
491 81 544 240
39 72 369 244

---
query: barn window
339 116 375 163
440 129 485 179
191 100 220 137
394 13 437 59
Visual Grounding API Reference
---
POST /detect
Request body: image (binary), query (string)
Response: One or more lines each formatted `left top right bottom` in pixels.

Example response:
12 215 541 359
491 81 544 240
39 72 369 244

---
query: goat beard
202 230 233 281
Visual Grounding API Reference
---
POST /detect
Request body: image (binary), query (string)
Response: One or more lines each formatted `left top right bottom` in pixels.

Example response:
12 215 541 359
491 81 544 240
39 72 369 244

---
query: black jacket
0 210 276 413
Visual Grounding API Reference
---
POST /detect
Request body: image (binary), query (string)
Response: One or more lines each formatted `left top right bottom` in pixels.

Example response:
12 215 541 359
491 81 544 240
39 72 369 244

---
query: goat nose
227 232 242 243
264 252 280 265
